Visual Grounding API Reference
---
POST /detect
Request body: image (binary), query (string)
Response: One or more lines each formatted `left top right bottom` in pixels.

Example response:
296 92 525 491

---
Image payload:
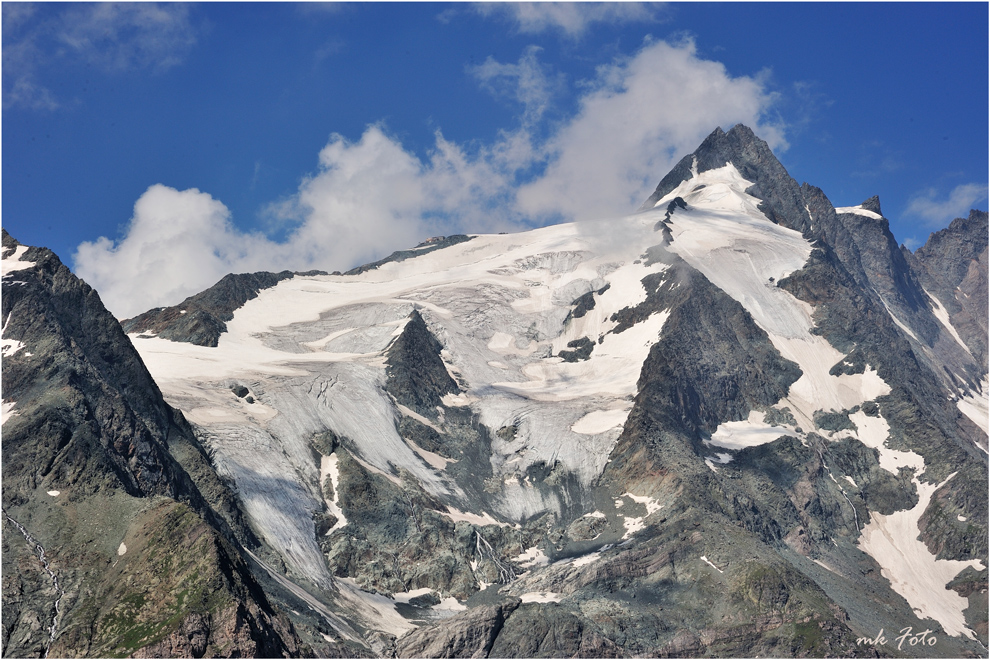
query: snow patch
433 596 467 612
336 577 418 637
620 515 646 540
623 493 662 516
925 289 972 355
403 438 453 470
957 377 988 438
395 403 444 434
391 587 434 604
2 400 18 425
837 410 925 476
835 205 883 220
47 490 60 497
441 506 510 528
320 453 348 533
708 410 792 451
515 545 549 568
520 592 562 603
117 542 127 556
700 556 723 573
859 473 984 639
1 312 27 358
441 391 471 407
1 245 35 274
571 550 605 567
571 408 629 435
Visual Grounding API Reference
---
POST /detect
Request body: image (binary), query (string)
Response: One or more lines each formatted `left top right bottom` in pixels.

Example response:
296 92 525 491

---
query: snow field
652 163 894 450
1 400 18 425
925 289 973 356
320 453 348 534
957 376 989 439
858 473 984 638
1 245 35 275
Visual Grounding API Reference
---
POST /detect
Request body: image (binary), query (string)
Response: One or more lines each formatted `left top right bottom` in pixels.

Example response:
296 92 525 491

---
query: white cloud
516 38 786 222
470 45 564 125
75 186 274 318
3 3 198 109
75 127 527 318
476 2 665 38
905 183 988 226
74 38 786 319
57 3 198 72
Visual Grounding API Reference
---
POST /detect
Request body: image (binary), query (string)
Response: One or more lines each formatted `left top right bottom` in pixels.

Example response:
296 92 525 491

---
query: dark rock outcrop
384 310 460 420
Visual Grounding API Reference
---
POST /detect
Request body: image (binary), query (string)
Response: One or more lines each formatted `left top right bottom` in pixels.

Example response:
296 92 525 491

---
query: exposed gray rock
396 598 521 658
907 209 989 368
385 310 460 420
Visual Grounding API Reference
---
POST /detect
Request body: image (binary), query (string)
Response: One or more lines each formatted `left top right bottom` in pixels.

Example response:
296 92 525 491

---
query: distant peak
860 195 882 216
639 123 786 213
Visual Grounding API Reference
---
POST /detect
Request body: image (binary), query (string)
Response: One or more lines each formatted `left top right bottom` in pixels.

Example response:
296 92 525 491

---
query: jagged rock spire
860 195 883 216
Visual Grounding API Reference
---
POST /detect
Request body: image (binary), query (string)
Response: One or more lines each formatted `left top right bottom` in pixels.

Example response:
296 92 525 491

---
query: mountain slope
1 230 309 658
5 124 987 658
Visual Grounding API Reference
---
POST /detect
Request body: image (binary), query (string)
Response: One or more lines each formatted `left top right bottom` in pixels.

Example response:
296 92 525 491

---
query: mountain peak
640 124 786 210
639 124 810 235
860 195 883 216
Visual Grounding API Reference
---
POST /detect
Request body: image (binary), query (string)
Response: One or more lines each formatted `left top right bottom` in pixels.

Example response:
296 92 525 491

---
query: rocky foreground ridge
2 125 987 658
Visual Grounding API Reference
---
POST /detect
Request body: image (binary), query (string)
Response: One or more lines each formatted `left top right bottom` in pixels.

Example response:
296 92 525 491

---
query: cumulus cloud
75 38 786 318
905 183 988 226
476 2 666 38
3 3 198 109
76 126 529 318
516 38 786 222
75 186 275 318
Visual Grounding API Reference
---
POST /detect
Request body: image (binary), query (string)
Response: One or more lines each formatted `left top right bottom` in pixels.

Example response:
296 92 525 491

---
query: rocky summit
2 125 987 658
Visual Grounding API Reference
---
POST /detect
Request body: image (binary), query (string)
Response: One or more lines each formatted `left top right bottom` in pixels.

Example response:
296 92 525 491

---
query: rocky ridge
0 230 319 657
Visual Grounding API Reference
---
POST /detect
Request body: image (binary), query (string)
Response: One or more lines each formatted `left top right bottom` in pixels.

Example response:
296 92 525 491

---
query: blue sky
3 2 987 317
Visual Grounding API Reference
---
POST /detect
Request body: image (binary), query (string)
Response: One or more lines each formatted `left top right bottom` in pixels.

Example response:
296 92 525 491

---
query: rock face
1 230 305 658
385 311 460 420
907 209 989 368
4 125 987 658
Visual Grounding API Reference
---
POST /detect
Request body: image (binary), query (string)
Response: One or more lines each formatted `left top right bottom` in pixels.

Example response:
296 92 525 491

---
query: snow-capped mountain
3 125 987 657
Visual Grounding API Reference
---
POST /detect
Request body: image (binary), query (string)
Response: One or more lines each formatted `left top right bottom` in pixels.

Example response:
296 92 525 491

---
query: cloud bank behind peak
74 37 785 319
